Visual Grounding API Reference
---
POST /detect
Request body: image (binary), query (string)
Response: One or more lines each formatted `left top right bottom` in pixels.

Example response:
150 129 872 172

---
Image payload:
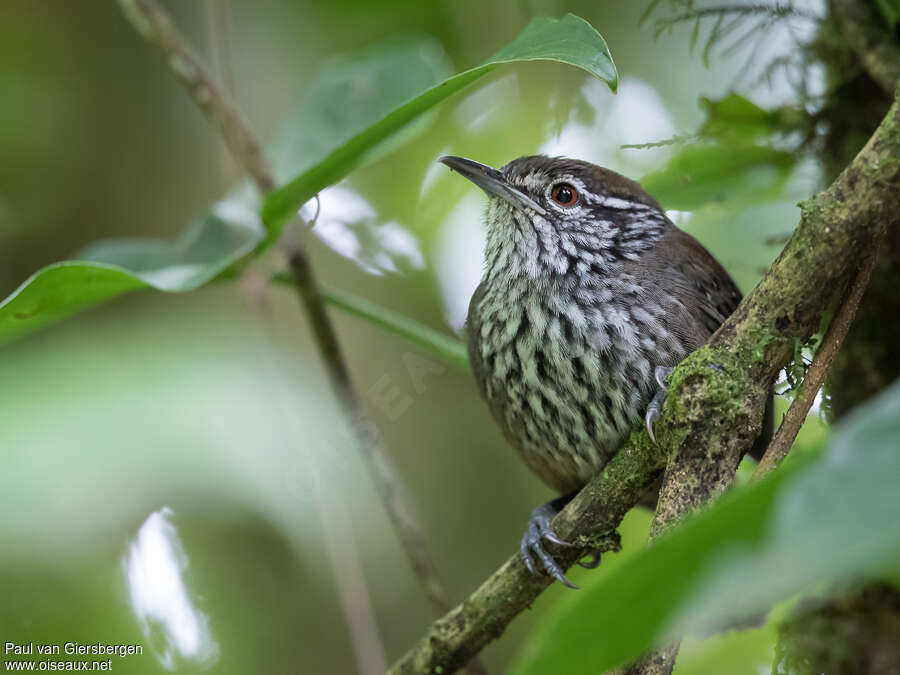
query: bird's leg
520 491 604 588
645 365 674 443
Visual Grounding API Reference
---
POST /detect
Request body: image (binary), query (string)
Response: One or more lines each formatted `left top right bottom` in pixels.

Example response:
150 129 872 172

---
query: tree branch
117 0 273 192
626 73 898 671
630 155 886 675
116 0 465 642
753 244 879 479
388 92 900 675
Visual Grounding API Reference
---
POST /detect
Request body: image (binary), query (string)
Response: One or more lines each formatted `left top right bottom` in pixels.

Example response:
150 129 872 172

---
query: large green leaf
318 286 470 372
0 204 263 344
640 143 794 210
630 92 804 211
268 35 454 185
261 13 617 236
698 93 782 143
512 380 900 675
0 35 453 346
0 19 613 346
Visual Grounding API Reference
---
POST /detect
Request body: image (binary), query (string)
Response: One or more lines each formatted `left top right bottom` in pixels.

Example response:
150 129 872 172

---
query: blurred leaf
0 204 263 344
511 380 900 675
699 93 806 144
641 143 794 210
631 93 806 210
674 620 777 675
262 13 617 236
321 287 469 371
271 280 470 371
0 15 615 346
699 93 776 142
0 36 454 346
269 35 455 185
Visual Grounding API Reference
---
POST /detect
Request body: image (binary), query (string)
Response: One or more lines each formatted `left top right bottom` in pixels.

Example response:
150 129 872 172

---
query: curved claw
645 406 660 443
645 366 674 444
520 497 578 589
654 365 673 390
520 538 537 575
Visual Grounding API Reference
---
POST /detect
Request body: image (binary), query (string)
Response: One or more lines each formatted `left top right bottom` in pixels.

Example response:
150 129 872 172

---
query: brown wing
623 224 743 354
627 225 773 458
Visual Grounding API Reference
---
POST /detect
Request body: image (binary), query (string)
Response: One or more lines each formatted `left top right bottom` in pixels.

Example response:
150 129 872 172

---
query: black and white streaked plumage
440 155 765 587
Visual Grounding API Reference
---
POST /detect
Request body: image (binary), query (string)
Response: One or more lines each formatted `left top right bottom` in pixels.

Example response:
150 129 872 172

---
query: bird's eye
550 183 578 207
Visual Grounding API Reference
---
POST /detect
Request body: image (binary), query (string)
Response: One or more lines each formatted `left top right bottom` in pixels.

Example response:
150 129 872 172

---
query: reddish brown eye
551 183 578 207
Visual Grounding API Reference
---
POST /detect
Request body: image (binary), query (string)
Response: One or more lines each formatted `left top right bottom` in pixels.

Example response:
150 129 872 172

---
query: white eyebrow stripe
584 194 655 211
517 170 656 212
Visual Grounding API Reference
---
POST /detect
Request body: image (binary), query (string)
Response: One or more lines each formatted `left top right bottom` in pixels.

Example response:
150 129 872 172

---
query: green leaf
0 18 614 345
511 380 900 675
269 35 455 186
271 276 471 372
699 94 806 144
698 93 776 142
640 143 794 210
629 93 805 210
0 35 450 345
320 286 470 372
262 13 617 236
0 205 263 344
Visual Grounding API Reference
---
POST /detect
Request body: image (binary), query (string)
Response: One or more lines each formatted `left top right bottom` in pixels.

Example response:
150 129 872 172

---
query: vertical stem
286 247 454 615
753 246 880 479
202 0 239 184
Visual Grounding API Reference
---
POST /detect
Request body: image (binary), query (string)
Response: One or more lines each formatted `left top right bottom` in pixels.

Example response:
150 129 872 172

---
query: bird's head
439 155 667 279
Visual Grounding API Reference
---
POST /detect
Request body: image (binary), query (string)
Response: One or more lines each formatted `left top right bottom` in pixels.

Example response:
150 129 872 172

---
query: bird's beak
439 156 547 216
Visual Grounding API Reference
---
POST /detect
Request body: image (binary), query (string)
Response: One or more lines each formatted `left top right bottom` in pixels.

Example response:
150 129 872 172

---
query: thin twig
118 0 273 192
283 237 456 617
203 0 239 184
753 245 880 479
116 0 467 651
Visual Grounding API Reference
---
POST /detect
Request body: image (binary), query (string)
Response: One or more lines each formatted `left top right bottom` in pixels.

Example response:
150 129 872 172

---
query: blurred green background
0 1 825 673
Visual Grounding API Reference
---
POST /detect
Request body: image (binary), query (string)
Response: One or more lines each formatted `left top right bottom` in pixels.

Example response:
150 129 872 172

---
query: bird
439 154 770 588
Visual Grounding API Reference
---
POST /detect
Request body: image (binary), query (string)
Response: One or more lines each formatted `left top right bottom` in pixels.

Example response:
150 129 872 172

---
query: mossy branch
387 92 900 675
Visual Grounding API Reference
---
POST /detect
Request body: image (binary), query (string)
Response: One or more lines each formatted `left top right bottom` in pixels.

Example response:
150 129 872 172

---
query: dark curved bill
439 156 547 216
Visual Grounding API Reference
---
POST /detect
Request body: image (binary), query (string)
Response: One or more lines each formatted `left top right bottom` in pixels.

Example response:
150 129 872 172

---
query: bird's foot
520 493 603 588
645 366 674 443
